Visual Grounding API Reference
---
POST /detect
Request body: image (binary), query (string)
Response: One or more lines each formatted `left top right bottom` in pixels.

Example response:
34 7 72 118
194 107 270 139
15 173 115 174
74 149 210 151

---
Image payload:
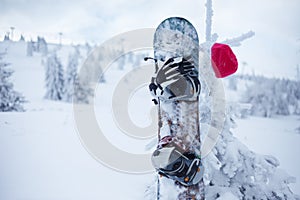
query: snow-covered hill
0 41 299 199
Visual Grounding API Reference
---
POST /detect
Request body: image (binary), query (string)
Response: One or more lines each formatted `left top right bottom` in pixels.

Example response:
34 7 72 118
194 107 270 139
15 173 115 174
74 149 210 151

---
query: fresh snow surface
1 41 299 199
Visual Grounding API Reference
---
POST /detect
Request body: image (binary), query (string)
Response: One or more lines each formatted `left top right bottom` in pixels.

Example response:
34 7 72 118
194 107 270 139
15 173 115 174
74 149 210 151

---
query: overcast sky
0 0 299 78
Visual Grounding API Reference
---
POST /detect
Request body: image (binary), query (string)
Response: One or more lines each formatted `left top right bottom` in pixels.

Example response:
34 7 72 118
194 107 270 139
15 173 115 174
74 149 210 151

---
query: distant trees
0 52 25 112
240 76 300 117
26 36 48 57
44 47 92 104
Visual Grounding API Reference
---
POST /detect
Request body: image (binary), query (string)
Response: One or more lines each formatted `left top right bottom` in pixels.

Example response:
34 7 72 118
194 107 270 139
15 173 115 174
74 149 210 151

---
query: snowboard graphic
147 17 205 200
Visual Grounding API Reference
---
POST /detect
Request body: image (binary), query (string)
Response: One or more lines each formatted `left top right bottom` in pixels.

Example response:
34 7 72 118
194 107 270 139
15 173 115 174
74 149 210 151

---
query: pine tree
37 36 48 56
85 42 92 55
117 53 125 70
73 76 92 104
26 40 34 57
0 52 25 111
19 35 25 42
4 32 10 41
64 49 79 102
64 47 92 104
44 52 64 101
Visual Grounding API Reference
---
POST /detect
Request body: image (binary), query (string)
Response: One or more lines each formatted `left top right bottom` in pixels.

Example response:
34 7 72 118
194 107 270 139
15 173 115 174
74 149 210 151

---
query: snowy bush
0 52 25 112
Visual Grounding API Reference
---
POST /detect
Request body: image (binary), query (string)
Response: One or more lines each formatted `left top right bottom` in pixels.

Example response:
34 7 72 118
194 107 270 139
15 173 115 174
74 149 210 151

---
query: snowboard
149 17 204 200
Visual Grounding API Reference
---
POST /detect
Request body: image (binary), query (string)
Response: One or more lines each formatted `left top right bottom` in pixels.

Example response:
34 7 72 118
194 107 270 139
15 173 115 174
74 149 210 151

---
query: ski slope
0 41 299 199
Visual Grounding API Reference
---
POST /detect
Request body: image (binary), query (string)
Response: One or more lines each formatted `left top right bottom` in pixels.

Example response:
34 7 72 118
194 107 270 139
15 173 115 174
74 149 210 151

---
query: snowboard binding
145 56 200 103
151 136 204 187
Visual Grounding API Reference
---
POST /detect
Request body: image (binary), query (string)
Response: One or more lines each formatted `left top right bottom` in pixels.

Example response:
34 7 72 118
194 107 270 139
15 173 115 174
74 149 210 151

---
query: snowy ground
0 41 299 199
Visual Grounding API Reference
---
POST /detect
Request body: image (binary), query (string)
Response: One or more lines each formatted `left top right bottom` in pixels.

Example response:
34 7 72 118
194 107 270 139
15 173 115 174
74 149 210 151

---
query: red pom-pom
211 43 238 78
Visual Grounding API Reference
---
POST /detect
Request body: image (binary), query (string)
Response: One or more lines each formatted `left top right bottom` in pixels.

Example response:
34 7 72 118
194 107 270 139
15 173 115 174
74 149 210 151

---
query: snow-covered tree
64 47 92 104
117 53 126 70
0 52 25 111
203 110 298 199
36 36 48 56
44 52 64 101
146 81 298 199
19 35 25 42
26 40 34 57
64 49 79 102
85 42 92 55
198 68 297 199
4 33 10 41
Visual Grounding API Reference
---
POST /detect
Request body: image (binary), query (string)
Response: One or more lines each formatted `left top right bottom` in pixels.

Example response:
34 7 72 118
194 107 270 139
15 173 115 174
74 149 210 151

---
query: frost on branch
222 31 255 47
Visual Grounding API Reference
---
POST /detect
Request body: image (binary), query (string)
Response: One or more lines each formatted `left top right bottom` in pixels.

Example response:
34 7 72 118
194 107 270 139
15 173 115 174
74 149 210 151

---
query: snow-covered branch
205 0 213 42
222 31 255 47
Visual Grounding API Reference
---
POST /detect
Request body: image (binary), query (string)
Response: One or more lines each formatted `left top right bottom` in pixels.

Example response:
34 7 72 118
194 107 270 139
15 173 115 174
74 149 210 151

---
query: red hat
211 43 238 78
